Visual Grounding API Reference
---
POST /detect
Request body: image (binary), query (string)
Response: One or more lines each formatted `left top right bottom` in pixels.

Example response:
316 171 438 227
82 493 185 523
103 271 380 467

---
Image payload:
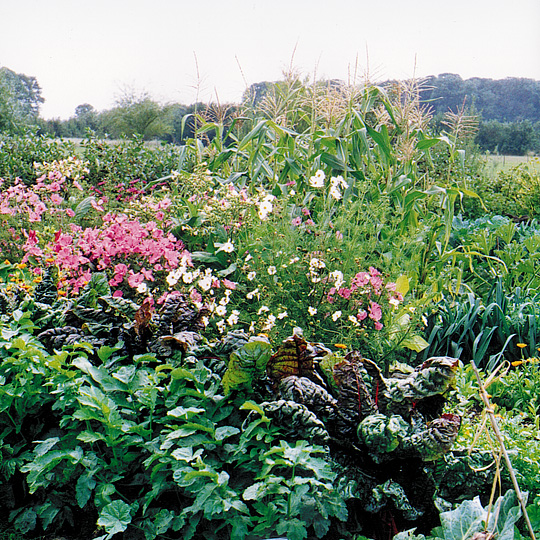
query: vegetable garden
2 77 540 540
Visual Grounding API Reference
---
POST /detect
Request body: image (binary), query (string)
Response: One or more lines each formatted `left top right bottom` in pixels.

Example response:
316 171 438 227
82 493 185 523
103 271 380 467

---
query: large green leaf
97 500 134 538
221 337 272 394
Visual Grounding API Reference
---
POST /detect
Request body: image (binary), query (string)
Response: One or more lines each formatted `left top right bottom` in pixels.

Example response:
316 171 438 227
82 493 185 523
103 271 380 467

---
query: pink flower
374 321 383 330
370 274 383 292
291 217 302 226
48 181 62 192
358 310 367 321
222 278 236 290
140 267 154 281
335 230 343 240
155 211 165 221
50 194 63 205
73 180 83 191
352 272 370 287
127 271 145 288
368 301 382 322
112 290 123 298
337 287 351 299
91 199 104 212
301 208 311 216
65 208 75 217
190 289 203 303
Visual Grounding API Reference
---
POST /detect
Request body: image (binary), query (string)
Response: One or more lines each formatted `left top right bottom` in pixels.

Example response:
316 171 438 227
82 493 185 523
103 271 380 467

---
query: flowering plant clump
21 211 191 295
33 156 90 183
319 266 403 332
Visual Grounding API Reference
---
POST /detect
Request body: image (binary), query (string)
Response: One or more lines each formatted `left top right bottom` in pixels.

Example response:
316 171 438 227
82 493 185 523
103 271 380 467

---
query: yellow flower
334 343 347 349
15 263 27 269
517 343 527 349
511 360 524 367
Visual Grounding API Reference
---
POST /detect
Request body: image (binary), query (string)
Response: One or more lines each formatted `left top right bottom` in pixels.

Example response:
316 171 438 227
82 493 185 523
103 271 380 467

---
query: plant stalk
471 361 536 540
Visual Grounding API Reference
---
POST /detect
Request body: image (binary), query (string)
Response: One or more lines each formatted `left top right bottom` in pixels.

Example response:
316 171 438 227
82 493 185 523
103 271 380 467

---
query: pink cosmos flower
368 301 383 322
190 289 203 303
222 278 236 290
65 208 75 217
337 287 352 299
291 217 302 226
50 194 63 205
155 211 165 221
374 322 383 330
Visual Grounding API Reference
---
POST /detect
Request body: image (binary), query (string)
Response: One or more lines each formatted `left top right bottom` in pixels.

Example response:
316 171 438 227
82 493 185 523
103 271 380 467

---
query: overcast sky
2 0 539 119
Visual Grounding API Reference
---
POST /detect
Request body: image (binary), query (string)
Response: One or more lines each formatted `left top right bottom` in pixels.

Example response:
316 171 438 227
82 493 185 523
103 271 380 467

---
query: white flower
198 276 213 291
308 306 317 316
227 310 240 326
332 310 342 321
215 305 227 316
262 314 276 331
182 271 194 284
263 194 275 203
218 239 235 253
289 257 300 264
329 270 344 288
389 297 400 308
258 305 270 315
219 296 229 306
258 200 273 220
331 175 349 190
277 311 288 319
136 282 148 294
267 266 277 275
309 258 325 269
246 288 259 300
329 185 342 200
216 320 226 333
166 270 180 287
309 170 325 188
348 315 360 326
289 190 296 196
247 271 257 281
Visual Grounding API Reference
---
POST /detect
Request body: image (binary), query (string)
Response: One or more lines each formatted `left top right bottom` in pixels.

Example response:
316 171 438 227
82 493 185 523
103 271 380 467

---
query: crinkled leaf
266 332 315 383
222 337 272 394
134 297 154 337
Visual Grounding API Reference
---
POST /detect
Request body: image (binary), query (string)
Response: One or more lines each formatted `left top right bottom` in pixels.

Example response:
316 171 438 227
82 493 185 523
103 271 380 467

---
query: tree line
1 65 539 154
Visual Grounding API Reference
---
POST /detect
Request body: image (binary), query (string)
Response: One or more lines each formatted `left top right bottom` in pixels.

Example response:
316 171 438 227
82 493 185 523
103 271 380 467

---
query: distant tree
0 67 43 132
102 89 172 140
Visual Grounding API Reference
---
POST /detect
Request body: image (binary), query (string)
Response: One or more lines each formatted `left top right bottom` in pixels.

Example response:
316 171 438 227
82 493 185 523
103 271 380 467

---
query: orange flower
517 343 527 349
334 343 347 349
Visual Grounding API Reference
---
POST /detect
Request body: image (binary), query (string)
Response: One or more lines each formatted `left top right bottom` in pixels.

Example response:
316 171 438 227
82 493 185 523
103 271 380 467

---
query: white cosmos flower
308 306 317 316
332 310 342 321
227 310 240 326
247 271 257 281
218 240 235 253
267 266 277 275
215 305 227 316
198 276 213 291
309 170 325 188
258 200 273 220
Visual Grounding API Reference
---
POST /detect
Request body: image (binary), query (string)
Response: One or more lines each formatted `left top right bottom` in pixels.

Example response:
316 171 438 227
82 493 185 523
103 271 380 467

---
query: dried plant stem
471 361 536 540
